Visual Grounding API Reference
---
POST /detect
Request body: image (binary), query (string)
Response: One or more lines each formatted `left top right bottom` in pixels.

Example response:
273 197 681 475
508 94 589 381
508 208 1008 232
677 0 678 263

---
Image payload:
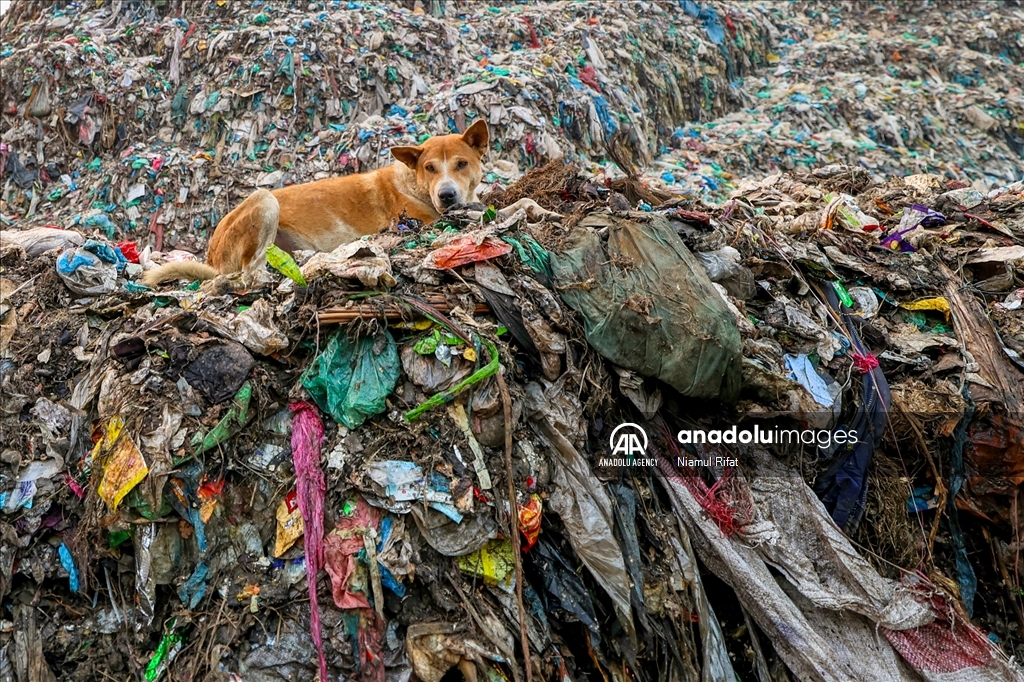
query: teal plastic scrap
502 234 552 279
302 330 401 429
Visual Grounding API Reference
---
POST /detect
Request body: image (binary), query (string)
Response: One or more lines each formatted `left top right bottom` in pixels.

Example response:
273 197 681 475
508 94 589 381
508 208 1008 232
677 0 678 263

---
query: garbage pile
0 0 778 251
4 0 1024 681
3 156 1024 681
646 1 1024 199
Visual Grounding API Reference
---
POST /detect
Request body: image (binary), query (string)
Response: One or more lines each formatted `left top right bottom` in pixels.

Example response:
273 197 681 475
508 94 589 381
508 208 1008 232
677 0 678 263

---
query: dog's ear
391 145 423 169
461 120 489 156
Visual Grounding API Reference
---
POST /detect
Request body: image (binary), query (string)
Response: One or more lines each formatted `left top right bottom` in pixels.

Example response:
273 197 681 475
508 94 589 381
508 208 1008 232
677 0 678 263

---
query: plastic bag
424 235 513 270
847 286 880 318
551 214 742 401
81 239 128 272
1 227 83 257
57 246 118 296
301 330 400 429
324 495 380 609
116 241 140 263
301 241 396 287
290 401 329 682
525 380 637 652
695 247 757 300
198 299 289 356
502 234 553 282
183 341 255 405
26 76 53 118
266 243 307 286
400 343 473 393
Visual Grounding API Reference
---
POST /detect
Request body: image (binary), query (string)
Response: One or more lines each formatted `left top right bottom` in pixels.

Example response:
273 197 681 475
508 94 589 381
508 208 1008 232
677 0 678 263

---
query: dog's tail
141 261 219 287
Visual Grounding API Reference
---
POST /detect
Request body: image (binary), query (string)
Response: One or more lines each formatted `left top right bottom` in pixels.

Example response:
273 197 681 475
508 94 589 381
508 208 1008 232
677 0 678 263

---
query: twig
985 527 1024 640
893 398 946 563
318 302 491 324
1 273 41 299
448 574 521 682
398 295 532 680
497 368 533 682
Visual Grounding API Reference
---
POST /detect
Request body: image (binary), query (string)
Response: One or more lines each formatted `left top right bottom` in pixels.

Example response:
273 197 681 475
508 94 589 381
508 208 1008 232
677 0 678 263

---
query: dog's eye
456 160 468 170
425 164 436 173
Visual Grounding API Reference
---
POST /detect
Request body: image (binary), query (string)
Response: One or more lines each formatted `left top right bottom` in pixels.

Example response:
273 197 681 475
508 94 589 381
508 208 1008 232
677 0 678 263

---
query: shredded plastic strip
654 421 753 536
291 401 328 682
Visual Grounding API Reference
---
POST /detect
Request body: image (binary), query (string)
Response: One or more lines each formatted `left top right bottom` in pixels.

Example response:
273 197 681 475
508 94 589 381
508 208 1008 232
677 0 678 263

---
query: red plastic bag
424 236 512 270
518 493 543 551
117 241 140 263
324 496 380 610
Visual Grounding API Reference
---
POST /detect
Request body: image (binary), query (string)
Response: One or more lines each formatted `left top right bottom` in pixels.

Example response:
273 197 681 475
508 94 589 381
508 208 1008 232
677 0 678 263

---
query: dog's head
391 120 488 214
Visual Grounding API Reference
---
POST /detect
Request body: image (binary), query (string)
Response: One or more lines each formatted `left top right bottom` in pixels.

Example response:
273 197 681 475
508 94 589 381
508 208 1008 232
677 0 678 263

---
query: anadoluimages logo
609 423 648 456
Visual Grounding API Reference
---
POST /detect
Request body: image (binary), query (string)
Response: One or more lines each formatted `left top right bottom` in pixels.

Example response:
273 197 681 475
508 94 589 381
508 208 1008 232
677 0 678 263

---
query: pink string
291 401 328 682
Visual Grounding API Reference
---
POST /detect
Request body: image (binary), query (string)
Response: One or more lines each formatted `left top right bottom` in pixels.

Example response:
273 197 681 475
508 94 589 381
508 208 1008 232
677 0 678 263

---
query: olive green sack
550 213 742 402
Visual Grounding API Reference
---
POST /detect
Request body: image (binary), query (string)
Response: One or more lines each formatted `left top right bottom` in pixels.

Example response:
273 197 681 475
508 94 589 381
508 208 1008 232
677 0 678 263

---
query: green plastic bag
302 330 400 429
266 243 307 286
550 213 742 402
503 234 553 280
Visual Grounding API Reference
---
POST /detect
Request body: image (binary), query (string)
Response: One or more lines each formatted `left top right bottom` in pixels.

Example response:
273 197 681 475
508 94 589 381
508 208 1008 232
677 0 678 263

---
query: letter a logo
609 423 648 456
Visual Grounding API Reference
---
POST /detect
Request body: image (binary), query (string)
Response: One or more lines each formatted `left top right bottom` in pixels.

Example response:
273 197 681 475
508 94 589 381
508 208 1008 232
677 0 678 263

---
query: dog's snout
438 187 458 207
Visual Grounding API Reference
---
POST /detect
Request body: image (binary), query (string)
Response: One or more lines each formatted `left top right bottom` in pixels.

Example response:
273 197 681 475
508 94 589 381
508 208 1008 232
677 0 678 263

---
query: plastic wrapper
144 626 183 682
1 227 83 257
518 494 543 552
274 490 304 558
95 416 149 511
458 539 515 588
191 382 253 455
134 522 158 629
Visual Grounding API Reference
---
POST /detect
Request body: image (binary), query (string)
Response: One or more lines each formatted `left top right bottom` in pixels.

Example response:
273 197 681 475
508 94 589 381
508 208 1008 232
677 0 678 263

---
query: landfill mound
3 1 1024 682
0 0 774 252
3 1 1022 234
653 1 1024 199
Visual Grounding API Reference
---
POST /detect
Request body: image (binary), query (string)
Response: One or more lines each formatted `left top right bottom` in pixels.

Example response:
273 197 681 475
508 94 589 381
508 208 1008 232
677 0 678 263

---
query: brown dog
143 120 521 286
